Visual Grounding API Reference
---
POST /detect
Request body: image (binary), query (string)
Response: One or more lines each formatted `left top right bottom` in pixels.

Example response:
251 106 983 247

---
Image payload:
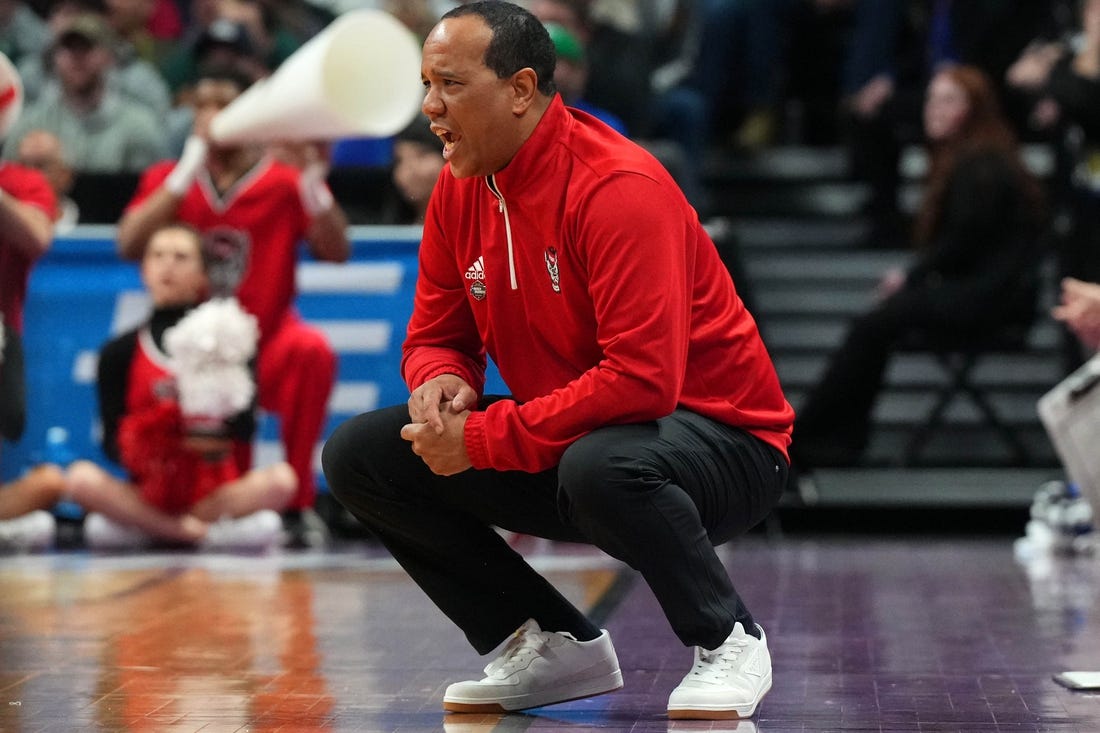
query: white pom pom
164 298 259 420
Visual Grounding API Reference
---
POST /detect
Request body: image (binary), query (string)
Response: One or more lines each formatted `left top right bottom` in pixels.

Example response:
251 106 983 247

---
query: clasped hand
401 374 478 475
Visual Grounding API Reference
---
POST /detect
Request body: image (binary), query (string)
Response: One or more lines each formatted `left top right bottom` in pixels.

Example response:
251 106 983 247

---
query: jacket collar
487 94 569 192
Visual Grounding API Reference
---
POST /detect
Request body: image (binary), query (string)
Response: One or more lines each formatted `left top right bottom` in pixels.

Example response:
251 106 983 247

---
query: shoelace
690 636 749 682
483 624 554 679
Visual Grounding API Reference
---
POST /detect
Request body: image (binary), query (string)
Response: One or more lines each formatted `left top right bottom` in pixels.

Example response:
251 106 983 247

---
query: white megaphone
210 9 423 144
0 51 23 139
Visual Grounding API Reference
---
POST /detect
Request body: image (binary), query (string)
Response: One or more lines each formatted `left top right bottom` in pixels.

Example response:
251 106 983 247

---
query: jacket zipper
486 175 518 290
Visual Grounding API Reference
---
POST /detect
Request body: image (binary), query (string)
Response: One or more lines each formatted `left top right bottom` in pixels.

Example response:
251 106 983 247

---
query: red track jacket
403 96 794 472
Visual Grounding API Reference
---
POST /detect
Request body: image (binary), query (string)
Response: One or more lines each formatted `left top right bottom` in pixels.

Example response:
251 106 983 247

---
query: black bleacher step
702 143 1052 186
793 467 1061 508
703 145 849 183
864 427 1058 467
784 392 1052 432
870 392 1052 425
726 217 872 250
899 143 1056 180
745 250 910 284
757 286 876 316
708 181 870 219
775 353 1064 392
762 318 1063 352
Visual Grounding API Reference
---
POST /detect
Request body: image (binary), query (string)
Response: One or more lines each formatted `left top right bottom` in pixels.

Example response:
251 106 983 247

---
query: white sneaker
667 622 772 720
201 510 282 551
83 513 154 550
0 510 57 552
443 618 623 713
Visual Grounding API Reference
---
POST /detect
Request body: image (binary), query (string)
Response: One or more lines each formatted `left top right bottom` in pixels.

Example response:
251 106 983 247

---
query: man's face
420 15 521 178
53 37 112 96
191 78 242 143
17 132 72 196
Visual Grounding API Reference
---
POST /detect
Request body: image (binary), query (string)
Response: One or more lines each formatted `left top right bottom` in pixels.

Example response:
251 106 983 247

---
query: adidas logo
465 256 485 281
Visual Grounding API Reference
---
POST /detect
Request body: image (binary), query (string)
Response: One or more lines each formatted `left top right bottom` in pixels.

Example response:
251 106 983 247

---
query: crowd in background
1 0 1098 226
3 0 1100 551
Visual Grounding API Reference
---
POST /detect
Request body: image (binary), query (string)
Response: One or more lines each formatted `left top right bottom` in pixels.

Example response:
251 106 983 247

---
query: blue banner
3 225 505 493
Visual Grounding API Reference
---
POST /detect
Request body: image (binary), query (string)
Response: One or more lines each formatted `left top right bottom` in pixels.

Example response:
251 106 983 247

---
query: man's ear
511 67 540 115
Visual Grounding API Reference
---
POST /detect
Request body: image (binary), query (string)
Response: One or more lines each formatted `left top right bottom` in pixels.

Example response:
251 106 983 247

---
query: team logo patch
465 255 486 301
544 247 560 293
202 226 251 297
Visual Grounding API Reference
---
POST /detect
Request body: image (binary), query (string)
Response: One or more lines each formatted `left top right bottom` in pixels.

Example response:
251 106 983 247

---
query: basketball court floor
2 527 1100 732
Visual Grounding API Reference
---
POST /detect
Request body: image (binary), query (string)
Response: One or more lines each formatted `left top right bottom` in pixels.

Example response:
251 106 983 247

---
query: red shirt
121 328 239 513
0 163 57 332
405 97 794 472
127 158 311 343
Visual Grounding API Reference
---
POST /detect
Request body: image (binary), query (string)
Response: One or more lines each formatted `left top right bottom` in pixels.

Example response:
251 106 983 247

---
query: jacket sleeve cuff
463 410 491 469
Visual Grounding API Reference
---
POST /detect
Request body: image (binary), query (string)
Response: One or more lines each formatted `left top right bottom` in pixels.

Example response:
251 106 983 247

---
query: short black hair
193 61 255 95
441 1 556 97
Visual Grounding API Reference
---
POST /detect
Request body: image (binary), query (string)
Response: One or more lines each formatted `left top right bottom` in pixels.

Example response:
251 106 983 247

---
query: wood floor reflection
2 534 1100 732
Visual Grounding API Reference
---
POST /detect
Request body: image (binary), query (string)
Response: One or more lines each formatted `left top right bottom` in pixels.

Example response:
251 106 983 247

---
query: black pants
794 283 1029 461
321 402 787 655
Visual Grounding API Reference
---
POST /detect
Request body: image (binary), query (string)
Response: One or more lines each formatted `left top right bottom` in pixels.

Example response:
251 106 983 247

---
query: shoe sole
443 670 623 713
666 672 772 720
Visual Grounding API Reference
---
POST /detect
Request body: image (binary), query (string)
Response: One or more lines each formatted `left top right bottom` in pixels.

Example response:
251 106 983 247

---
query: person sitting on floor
65 222 296 550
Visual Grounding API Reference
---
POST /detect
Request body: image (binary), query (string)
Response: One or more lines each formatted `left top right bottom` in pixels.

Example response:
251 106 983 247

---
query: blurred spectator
263 0 333 44
160 0 299 97
161 16 268 99
2 12 167 172
65 223 296 550
166 0 220 55
531 0 709 212
19 4 171 118
385 0 448 41
116 65 351 548
791 64 1046 468
544 20 626 135
0 88 62 552
147 0 183 42
0 0 51 68
16 129 78 232
1053 276 1100 353
160 18 272 156
104 0 164 65
822 0 1049 246
682 0 791 151
383 115 442 224
1006 0 1100 369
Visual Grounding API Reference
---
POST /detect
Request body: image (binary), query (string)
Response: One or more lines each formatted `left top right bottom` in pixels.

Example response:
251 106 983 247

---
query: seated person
0 113 62 552
792 64 1047 468
0 466 65 552
15 129 78 233
1053 277 1100 354
65 223 296 549
381 117 444 225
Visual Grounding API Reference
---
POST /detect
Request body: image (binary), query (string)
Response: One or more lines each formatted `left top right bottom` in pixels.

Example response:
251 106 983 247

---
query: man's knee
558 430 652 518
321 417 365 502
321 407 406 504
